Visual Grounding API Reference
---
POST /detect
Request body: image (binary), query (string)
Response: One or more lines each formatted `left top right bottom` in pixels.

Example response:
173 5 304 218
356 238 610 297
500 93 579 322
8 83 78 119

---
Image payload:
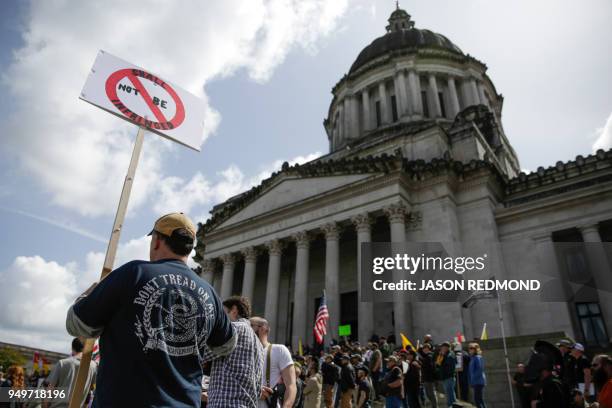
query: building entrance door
340 291 358 342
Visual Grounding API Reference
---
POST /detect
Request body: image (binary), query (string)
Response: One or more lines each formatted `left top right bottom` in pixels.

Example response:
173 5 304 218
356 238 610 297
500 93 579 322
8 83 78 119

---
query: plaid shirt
203 318 264 407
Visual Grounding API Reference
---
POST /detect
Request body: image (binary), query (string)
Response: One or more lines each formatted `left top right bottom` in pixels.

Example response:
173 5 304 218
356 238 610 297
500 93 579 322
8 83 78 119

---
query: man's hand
201 391 208 402
260 386 273 400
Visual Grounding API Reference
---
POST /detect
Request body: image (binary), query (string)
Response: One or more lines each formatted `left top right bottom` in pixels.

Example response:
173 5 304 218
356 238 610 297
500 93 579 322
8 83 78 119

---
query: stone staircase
371 391 477 407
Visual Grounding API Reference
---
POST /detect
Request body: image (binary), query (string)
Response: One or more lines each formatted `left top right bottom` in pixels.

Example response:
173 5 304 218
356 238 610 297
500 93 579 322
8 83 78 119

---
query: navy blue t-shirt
71 259 233 407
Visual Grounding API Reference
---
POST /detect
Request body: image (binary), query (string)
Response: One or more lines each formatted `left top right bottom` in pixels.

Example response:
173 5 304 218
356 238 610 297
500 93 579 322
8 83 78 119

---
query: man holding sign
66 213 236 407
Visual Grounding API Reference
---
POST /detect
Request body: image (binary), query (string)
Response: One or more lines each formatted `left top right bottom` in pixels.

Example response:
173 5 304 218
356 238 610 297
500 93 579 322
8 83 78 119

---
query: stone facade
194 8 612 351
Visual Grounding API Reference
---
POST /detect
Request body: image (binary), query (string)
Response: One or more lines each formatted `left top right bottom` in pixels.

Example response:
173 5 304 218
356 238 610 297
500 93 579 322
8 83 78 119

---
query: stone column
378 81 391 124
343 97 351 139
362 89 372 132
469 78 480 106
292 231 311 351
579 224 612 341
220 253 235 300
337 104 344 144
477 82 488 107
533 234 575 337
447 77 461 117
396 70 409 117
408 70 423 117
201 258 215 284
428 74 442 118
352 213 374 344
384 203 411 338
322 222 341 342
212 272 222 294
264 239 283 340
393 72 405 117
241 247 258 302
330 126 336 151
351 95 360 136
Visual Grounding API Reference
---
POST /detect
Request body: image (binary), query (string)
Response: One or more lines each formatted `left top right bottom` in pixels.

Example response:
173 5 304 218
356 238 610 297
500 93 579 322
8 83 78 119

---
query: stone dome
323 5 507 163
349 9 463 75
350 29 463 74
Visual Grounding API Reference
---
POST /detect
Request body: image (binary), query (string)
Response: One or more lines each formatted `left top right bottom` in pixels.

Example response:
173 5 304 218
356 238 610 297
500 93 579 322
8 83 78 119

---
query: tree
0 347 27 371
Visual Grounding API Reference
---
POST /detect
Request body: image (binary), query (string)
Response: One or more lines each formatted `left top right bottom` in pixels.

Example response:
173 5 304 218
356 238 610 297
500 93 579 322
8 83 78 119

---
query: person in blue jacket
468 343 487 408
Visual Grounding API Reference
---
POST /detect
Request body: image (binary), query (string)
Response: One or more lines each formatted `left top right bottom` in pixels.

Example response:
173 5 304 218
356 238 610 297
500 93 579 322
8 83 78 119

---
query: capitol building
195 7 612 351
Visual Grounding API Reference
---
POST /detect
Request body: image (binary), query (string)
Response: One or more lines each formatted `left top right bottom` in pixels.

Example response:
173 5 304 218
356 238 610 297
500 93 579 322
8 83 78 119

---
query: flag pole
68 126 146 408
497 292 515 408
322 290 327 346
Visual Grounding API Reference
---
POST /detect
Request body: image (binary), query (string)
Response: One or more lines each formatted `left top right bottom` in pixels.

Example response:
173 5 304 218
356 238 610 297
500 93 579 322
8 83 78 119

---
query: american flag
92 339 100 363
313 294 329 344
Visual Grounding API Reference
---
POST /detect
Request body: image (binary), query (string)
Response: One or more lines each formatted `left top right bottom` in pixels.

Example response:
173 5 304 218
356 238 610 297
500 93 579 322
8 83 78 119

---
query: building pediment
216 173 374 229
200 153 405 236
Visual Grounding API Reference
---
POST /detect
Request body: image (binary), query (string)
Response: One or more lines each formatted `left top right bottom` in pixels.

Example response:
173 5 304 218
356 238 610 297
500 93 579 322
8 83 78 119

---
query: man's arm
199 320 242 364
280 364 296 408
204 293 236 358
66 264 131 337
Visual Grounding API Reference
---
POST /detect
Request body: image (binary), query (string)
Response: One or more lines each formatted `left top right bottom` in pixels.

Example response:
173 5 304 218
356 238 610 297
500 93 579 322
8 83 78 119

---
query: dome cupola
386 7 414 32
323 6 506 157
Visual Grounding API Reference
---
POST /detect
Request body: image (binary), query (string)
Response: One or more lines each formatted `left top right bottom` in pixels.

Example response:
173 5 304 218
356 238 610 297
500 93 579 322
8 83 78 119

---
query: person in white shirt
250 316 297 408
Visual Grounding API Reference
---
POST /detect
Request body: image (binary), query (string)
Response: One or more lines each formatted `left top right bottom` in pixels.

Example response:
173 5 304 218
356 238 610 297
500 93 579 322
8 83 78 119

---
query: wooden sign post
69 50 206 407
68 126 145 408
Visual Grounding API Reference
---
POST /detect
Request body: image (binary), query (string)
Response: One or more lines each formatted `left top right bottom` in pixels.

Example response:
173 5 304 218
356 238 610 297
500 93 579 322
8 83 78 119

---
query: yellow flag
298 338 303 356
400 333 416 351
480 323 488 340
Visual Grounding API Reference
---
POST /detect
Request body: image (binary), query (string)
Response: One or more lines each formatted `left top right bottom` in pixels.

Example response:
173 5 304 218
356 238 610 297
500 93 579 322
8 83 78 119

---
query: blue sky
0 0 611 352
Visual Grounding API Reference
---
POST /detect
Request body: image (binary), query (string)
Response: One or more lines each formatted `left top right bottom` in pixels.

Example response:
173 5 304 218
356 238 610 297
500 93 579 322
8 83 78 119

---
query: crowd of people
1 213 611 408
279 334 488 408
279 333 612 408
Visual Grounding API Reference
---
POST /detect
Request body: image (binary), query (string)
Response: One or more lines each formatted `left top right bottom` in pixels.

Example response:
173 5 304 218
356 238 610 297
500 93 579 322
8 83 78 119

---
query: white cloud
247 0 349 80
1 256 78 332
153 152 322 219
593 112 612 151
1 0 347 217
0 256 79 352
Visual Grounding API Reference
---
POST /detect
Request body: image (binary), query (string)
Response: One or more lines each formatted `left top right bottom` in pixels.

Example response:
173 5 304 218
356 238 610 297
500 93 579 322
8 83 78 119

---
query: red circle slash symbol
105 69 185 131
